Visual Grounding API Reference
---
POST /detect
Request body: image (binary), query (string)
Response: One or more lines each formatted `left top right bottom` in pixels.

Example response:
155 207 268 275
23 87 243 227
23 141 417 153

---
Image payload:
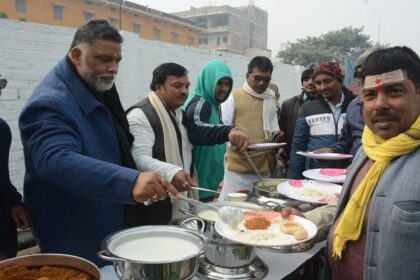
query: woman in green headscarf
182 60 249 201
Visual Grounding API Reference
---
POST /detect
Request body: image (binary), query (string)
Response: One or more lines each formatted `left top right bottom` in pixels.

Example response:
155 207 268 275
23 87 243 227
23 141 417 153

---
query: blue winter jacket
287 89 355 179
330 97 364 156
19 58 139 266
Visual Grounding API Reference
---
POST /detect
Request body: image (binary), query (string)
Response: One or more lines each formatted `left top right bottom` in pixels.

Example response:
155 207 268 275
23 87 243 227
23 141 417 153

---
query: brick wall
0 19 304 193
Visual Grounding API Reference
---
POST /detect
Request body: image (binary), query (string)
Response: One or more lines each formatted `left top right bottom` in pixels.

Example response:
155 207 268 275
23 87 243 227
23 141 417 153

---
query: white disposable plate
296 151 353 160
303 168 347 183
277 179 342 204
247 142 286 150
214 215 317 247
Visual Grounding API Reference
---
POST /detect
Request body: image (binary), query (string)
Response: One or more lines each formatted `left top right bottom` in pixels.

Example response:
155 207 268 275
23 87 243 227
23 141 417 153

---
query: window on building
188 36 194 46
223 35 228 43
217 37 220 45
110 17 119 27
210 14 228 28
133 23 141 34
154 28 161 40
196 16 208 29
53 4 64 20
15 0 27 13
199 37 208 45
172 32 179 44
84 11 94 22
85 0 93 4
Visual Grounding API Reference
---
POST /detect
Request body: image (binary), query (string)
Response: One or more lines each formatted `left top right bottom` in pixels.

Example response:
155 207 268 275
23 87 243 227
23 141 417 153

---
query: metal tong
242 149 269 189
172 195 219 210
190 186 221 195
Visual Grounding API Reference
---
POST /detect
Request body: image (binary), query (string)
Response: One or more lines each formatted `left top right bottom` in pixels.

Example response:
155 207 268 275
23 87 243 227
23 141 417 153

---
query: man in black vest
126 63 194 225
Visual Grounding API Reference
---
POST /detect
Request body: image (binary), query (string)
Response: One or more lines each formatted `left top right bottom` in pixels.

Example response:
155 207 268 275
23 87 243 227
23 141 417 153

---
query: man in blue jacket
0 75 30 260
287 61 354 179
19 19 178 266
313 48 378 157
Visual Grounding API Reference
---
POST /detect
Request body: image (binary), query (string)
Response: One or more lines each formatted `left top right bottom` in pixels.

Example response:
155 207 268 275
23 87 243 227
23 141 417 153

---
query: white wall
0 19 304 193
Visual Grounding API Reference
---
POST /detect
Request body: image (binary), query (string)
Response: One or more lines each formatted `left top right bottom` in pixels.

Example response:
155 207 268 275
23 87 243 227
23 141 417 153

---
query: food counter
100 240 325 280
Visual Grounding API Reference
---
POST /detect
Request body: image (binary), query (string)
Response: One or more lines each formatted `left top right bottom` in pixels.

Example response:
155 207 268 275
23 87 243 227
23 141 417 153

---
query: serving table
100 240 325 280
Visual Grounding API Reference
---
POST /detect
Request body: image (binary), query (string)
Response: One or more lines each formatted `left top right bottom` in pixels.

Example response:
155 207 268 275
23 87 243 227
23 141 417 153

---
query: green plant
0 12 8 18
19 17 26 21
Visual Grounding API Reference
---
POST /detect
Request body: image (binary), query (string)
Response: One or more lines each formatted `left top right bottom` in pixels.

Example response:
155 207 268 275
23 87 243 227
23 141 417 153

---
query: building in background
174 3 270 57
0 0 201 46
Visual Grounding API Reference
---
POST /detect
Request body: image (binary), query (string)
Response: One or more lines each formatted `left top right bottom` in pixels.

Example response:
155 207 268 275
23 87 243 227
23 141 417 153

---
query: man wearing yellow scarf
324 46 420 280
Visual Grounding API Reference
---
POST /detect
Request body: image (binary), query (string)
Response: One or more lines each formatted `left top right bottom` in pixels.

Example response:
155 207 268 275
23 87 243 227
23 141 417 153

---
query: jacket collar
57 57 103 115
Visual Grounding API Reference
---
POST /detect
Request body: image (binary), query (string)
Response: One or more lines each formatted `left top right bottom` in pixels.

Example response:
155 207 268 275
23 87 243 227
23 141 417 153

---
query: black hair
247 56 273 74
301 67 314 84
69 19 123 50
150 63 188 91
362 46 420 88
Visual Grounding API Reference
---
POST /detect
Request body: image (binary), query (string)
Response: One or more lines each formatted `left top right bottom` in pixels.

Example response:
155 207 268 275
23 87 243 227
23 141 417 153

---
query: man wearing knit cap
278 67 318 165
287 61 355 179
313 48 378 157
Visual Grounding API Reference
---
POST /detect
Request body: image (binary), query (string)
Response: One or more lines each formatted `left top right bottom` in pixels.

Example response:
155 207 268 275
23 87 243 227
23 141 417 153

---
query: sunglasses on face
253 75 271 83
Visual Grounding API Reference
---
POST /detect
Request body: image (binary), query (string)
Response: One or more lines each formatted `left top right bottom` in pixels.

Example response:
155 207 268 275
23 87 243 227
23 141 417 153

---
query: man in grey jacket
282 46 420 280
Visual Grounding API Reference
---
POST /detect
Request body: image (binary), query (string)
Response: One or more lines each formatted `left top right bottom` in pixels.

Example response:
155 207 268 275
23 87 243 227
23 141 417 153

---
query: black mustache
371 112 399 122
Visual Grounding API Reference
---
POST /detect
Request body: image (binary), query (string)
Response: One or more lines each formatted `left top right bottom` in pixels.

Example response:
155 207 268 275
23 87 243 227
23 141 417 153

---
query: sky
130 0 420 57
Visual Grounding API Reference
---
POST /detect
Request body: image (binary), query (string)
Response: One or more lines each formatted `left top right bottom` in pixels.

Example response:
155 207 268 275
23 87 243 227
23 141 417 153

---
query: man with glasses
287 61 355 179
278 67 318 166
220 56 282 198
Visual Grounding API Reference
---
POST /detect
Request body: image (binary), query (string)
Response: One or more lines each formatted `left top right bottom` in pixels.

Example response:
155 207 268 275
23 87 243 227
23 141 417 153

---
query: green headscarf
183 60 233 199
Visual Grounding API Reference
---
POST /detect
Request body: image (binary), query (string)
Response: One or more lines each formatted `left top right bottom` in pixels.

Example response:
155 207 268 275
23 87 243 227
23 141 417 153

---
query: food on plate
294 227 308 240
295 188 330 199
288 180 304 188
218 206 244 228
319 168 346 176
197 209 218 222
246 231 278 242
244 216 271 230
280 221 303 234
243 210 282 223
0 265 93 280
280 221 308 240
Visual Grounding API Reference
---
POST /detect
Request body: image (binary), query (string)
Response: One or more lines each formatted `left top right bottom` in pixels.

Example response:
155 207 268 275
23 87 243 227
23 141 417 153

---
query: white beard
79 62 115 93
92 74 115 92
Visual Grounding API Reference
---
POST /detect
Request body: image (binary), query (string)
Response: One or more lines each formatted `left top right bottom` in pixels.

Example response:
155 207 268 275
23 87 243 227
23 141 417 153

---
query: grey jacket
324 147 420 280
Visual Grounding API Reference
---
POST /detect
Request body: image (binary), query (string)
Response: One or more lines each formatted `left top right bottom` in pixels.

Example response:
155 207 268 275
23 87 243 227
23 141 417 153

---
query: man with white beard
18 19 178 266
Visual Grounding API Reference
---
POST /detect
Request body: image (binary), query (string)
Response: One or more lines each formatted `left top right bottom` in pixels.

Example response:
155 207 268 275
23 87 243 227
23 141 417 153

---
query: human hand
132 172 179 204
312 147 334 154
276 147 288 164
280 207 305 219
228 129 250 152
11 205 30 230
171 170 195 192
273 130 285 143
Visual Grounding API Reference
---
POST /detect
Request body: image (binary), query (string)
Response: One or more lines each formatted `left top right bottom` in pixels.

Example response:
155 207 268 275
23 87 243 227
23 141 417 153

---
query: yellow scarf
332 115 420 259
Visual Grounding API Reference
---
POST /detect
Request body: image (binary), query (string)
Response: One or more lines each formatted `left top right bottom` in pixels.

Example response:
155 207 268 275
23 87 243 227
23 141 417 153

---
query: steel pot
180 201 266 268
252 179 316 212
0 253 101 279
98 226 206 280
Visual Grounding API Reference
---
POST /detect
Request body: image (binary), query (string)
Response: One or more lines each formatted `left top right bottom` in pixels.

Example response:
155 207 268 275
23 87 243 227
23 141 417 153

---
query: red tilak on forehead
375 78 384 92
364 70 405 90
